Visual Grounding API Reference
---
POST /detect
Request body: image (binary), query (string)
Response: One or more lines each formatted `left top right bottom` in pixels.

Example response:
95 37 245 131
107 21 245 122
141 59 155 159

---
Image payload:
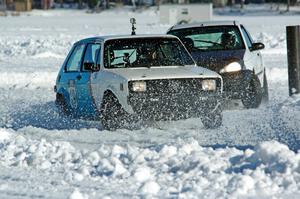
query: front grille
128 78 221 120
129 78 221 96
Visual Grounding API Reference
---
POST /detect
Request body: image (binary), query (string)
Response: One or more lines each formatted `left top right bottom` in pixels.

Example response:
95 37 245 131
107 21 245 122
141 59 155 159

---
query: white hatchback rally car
54 34 223 129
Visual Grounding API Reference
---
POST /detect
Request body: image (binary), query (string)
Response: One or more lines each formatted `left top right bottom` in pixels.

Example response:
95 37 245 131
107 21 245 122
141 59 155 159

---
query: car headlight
132 81 147 92
220 62 242 73
202 79 216 91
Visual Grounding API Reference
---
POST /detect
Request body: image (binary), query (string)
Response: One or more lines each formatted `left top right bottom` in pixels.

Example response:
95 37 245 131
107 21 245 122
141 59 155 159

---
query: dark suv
167 21 268 109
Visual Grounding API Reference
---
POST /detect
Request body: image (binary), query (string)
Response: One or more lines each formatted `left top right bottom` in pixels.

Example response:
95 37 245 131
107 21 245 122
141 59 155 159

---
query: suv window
241 26 253 49
241 26 252 48
82 43 101 71
65 44 85 72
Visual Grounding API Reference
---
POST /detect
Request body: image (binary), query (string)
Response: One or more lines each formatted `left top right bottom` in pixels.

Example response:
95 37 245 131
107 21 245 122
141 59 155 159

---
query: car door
76 43 101 117
61 43 86 115
240 25 263 77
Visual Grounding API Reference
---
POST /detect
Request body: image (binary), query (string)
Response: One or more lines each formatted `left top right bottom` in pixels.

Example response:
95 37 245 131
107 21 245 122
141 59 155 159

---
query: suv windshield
104 38 195 68
169 26 245 52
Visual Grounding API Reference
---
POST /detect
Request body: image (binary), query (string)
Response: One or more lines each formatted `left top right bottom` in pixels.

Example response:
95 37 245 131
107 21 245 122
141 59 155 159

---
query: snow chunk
140 181 160 195
160 145 177 158
87 151 100 166
0 129 12 142
252 141 299 173
69 189 88 199
228 175 255 196
111 145 127 157
134 167 152 182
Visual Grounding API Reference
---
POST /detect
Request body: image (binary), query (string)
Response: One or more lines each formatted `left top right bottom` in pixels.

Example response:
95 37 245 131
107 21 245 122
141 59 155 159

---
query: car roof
75 34 179 45
168 20 241 32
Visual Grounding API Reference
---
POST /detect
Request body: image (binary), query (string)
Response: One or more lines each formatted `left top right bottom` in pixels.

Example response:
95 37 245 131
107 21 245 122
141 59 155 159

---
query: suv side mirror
84 62 99 72
250 42 265 51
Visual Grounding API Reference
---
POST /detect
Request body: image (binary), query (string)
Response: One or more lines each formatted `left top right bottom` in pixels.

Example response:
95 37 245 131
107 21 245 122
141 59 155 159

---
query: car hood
107 65 221 81
191 49 246 72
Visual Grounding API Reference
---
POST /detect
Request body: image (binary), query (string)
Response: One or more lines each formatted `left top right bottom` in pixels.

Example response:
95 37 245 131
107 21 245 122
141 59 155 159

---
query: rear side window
65 44 85 72
82 43 101 71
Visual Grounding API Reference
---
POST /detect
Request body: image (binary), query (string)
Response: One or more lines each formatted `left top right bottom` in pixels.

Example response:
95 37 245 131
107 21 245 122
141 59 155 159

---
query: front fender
105 85 134 114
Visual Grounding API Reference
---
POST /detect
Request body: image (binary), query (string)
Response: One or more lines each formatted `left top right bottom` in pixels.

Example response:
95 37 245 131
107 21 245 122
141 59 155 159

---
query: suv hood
191 49 246 72
108 65 221 81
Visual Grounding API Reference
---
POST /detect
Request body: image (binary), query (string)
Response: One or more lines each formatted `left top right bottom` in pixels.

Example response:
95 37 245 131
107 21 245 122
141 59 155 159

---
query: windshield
169 26 245 52
104 38 195 68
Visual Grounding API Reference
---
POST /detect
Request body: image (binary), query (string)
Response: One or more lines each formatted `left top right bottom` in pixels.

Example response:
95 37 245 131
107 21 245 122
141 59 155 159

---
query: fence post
286 26 300 96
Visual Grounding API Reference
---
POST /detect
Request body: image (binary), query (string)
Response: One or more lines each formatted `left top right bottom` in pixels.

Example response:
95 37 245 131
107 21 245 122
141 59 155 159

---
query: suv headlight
202 79 216 91
132 81 147 92
220 62 241 73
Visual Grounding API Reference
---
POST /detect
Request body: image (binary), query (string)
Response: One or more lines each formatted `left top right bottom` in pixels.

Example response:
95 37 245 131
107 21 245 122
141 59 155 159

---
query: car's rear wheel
201 108 223 129
55 94 71 116
242 74 262 109
100 92 127 130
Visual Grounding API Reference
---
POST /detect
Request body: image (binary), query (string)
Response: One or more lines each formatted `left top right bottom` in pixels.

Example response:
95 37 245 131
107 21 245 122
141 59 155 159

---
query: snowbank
1 133 300 198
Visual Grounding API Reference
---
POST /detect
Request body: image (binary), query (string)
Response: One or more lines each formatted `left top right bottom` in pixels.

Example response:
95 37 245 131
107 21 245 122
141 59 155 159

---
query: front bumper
221 70 254 99
128 92 222 120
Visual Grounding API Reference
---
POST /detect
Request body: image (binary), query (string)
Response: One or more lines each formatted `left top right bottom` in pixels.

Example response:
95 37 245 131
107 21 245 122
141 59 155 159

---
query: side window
83 44 101 64
65 44 85 72
241 26 253 49
82 43 101 71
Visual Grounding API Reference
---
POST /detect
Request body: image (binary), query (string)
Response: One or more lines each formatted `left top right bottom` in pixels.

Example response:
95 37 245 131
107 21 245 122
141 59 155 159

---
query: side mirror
83 62 99 72
250 42 265 51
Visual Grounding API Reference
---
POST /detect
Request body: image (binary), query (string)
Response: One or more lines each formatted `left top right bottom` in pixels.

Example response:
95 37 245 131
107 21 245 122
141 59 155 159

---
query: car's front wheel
241 74 262 109
100 92 127 130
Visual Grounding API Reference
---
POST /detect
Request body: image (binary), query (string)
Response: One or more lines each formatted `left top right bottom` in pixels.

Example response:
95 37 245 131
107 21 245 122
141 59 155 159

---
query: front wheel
241 74 262 109
100 93 133 130
201 111 223 129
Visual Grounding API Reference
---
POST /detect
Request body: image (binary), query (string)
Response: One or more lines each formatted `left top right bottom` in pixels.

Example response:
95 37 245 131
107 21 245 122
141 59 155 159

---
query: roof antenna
130 18 136 35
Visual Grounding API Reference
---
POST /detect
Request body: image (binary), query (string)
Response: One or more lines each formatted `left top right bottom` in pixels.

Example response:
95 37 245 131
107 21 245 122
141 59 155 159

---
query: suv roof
75 34 179 45
168 20 241 32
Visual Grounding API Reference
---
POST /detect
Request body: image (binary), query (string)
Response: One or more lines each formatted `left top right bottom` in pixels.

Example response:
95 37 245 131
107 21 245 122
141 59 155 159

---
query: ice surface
0 6 300 198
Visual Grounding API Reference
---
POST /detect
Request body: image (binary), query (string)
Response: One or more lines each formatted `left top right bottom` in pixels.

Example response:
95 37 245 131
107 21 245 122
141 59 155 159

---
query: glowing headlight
202 80 216 91
132 81 146 92
220 62 242 73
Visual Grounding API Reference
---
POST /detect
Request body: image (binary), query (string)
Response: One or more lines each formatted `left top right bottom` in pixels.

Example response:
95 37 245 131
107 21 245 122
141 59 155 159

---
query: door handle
76 75 82 80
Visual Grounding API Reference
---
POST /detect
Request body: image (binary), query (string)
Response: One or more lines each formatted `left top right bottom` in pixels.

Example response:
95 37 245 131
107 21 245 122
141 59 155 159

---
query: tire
55 94 71 116
241 73 262 109
100 92 126 130
201 110 223 129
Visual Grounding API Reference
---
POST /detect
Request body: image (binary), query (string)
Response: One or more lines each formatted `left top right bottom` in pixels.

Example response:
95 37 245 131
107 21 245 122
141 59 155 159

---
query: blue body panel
56 42 99 118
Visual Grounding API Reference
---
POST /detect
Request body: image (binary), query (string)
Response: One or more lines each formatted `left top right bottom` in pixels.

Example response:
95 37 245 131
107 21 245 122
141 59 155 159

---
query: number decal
68 80 77 109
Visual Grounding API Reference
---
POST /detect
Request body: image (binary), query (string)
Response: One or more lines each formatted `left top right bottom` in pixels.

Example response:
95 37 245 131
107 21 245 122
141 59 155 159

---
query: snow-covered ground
0 6 300 198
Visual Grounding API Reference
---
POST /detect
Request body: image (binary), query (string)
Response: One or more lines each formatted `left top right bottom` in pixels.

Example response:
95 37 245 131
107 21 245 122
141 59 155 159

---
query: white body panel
90 65 222 114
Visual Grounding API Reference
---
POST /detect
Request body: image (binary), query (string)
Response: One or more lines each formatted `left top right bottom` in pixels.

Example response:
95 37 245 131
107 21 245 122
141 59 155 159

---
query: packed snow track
0 7 300 198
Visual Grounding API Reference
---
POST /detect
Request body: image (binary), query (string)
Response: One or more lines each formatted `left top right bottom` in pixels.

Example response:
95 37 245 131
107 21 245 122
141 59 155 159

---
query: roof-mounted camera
130 18 136 35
